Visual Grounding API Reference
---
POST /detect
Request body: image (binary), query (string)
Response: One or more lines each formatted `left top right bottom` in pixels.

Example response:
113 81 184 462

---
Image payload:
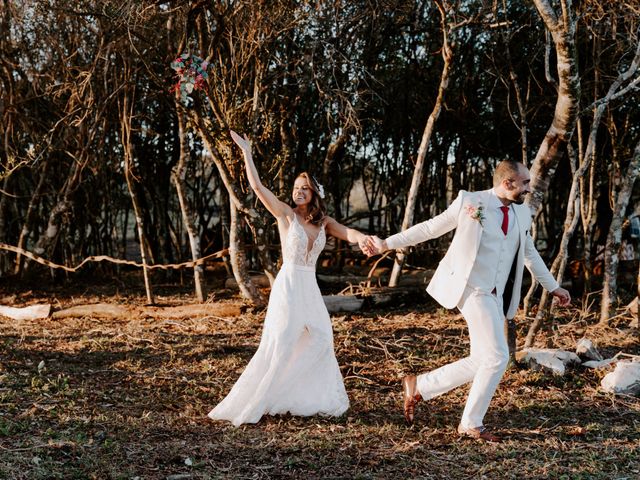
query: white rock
517 348 581 376
576 338 603 361
601 360 640 396
582 358 616 369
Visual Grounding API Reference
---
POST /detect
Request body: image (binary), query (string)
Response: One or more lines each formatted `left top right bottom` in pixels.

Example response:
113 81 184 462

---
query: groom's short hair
493 160 525 187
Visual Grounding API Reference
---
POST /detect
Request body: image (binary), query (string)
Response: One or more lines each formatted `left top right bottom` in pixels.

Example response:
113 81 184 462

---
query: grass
0 282 638 479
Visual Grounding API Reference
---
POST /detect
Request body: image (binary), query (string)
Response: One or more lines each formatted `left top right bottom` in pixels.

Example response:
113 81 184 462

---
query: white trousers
416 287 509 429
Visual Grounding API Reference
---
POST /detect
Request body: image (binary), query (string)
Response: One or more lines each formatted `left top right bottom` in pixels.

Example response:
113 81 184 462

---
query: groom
366 160 571 442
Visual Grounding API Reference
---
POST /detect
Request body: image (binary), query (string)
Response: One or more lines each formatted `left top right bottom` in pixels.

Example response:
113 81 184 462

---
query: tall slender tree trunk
634 269 640 329
0 175 11 274
322 129 351 270
600 141 640 324
219 191 233 278
581 155 599 293
389 0 454 287
173 109 205 302
522 219 540 315
525 146 579 347
120 85 154 305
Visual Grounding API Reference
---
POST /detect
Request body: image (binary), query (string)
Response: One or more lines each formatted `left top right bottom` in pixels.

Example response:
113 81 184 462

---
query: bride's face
292 177 314 207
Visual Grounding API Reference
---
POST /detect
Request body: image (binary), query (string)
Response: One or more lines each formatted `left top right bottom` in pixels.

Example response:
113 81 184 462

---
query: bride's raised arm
230 130 292 220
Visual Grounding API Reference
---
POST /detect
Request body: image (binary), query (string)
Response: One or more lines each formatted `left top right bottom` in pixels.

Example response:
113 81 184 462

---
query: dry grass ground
0 282 638 479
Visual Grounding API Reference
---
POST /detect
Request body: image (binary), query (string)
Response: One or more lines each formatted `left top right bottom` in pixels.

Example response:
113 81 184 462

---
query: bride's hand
230 130 251 153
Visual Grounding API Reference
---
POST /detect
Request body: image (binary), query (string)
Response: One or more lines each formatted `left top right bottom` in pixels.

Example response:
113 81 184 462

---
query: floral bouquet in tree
170 53 209 103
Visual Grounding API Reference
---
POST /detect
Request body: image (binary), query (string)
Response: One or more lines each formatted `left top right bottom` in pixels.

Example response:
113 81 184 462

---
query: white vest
467 203 519 297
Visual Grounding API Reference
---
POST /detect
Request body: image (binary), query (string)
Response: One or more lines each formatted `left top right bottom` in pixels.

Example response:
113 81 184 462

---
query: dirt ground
0 279 639 479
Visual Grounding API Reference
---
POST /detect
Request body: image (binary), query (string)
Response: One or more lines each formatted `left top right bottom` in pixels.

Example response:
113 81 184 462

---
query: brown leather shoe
402 375 422 424
457 424 502 443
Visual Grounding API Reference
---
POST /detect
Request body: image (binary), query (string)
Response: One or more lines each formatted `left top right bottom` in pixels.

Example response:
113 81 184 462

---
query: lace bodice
282 215 326 268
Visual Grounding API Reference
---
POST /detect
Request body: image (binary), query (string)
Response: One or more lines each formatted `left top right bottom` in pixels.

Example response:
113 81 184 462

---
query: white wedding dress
208 215 349 426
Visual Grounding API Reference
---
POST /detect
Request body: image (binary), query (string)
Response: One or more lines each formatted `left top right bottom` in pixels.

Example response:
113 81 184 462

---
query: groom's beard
511 191 528 204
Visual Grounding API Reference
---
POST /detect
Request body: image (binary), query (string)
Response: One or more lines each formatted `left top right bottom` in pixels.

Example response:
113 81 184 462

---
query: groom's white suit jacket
386 189 559 319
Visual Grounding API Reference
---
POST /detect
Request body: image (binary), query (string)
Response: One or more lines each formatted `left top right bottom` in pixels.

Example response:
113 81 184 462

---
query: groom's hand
551 287 571 307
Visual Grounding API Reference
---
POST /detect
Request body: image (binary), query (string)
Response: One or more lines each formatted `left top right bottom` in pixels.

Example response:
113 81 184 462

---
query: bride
208 130 370 426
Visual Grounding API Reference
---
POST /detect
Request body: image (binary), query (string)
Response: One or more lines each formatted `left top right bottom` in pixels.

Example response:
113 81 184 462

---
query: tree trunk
526 0 580 215
522 219 539 316
172 109 206 302
635 272 640 329
14 159 49 275
0 175 11 274
600 140 640 324
389 0 454 287
525 145 579 347
120 85 154 305
322 129 351 270
581 153 599 293
228 201 265 306
31 197 71 262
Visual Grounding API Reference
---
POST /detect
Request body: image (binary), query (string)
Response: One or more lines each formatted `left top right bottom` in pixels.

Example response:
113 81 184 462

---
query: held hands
359 235 386 257
357 237 373 257
551 287 571 307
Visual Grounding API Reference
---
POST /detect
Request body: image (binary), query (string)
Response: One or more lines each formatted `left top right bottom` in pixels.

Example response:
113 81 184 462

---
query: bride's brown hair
295 172 327 226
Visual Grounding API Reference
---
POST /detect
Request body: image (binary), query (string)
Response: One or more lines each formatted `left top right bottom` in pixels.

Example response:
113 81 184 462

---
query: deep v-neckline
292 214 323 255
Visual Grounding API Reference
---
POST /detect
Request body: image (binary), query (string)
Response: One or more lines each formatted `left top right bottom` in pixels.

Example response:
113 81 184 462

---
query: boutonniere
465 202 485 226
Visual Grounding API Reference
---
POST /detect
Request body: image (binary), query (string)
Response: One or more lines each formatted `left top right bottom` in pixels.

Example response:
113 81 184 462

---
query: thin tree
600 140 640 323
119 72 154 305
172 109 206 302
388 0 459 287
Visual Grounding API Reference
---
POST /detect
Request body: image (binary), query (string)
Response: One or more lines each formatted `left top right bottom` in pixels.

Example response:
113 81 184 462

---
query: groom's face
504 165 531 204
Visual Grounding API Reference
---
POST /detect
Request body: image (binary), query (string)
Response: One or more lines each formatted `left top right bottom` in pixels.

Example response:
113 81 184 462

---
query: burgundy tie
500 206 509 235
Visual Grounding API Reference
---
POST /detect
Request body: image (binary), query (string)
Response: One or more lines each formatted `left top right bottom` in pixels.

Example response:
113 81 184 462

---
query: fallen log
51 302 243 320
0 304 51 320
52 303 128 319
141 303 242 319
318 269 434 288
322 295 364 313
